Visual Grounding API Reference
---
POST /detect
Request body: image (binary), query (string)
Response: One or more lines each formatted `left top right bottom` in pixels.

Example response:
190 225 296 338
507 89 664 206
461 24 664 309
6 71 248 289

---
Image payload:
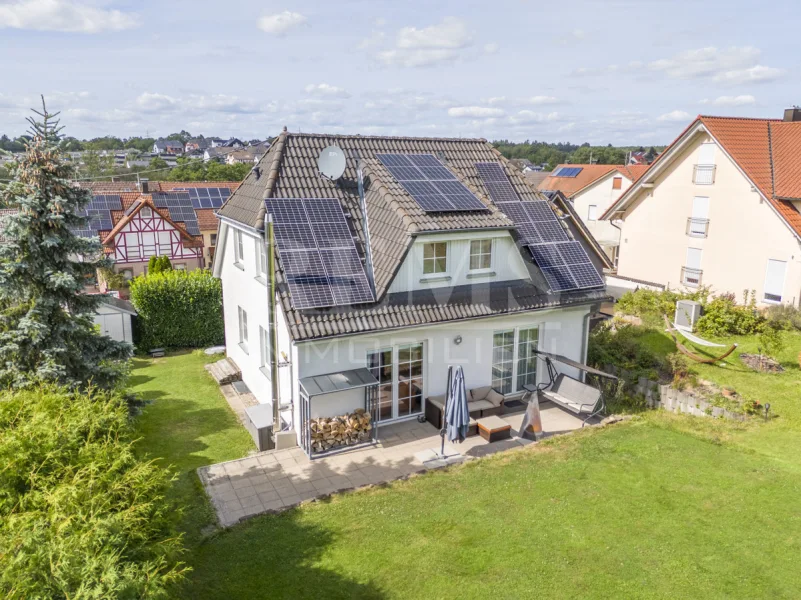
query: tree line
492 140 663 169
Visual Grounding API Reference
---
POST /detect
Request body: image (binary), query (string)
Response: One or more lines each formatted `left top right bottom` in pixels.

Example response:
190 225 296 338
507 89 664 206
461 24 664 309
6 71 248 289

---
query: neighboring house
74 181 240 283
509 158 542 173
185 138 211 152
213 130 609 455
538 164 648 264
204 147 235 162
152 140 184 154
602 109 801 306
94 296 137 343
225 145 269 165
221 138 244 148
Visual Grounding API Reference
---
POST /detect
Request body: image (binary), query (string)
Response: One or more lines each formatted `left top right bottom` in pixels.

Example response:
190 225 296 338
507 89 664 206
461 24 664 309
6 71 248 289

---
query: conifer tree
0 98 132 390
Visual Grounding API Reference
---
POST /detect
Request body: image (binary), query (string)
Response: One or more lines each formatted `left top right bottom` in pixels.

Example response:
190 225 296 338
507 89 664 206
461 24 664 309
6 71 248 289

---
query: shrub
587 322 665 380
756 325 785 359
765 304 801 331
129 269 223 349
695 292 765 336
148 255 173 275
665 351 696 388
0 386 187 597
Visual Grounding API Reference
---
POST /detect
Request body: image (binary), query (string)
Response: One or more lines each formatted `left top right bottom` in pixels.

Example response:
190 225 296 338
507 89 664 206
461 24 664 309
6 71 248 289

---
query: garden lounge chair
533 350 617 426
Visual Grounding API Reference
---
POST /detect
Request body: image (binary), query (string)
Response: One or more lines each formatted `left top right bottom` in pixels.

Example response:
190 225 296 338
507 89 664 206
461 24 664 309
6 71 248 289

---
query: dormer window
423 242 447 274
141 207 152 218
469 239 492 270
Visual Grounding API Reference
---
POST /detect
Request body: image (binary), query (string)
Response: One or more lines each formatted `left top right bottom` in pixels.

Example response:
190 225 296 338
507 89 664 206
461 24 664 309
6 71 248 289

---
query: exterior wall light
453 335 462 345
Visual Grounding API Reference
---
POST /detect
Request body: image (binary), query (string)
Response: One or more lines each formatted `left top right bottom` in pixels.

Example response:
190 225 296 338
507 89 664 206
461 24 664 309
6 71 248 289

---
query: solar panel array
153 192 200 235
71 194 122 237
174 187 231 209
376 153 487 212
475 162 603 292
552 166 583 178
265 198 375 309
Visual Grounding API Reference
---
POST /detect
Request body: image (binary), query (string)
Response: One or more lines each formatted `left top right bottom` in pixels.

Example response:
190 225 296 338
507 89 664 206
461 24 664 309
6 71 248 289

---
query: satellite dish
318 145 346 180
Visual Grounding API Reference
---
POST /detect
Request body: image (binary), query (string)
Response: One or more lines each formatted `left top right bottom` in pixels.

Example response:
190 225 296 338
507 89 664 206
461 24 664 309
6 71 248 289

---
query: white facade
611 130 801 306
216 218 597 449
570 171 633 261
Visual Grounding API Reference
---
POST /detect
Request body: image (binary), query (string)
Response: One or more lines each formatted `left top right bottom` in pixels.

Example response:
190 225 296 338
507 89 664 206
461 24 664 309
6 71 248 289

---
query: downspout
266 213 281 434
580 308 593 383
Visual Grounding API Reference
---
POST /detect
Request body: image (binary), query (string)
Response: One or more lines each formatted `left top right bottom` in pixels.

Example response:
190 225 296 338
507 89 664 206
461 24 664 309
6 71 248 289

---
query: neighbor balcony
693 164 716 185
686 217 710 238
681 266 703 287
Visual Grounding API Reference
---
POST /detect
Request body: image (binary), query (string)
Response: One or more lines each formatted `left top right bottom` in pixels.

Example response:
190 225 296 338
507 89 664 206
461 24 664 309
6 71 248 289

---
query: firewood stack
309 408 372 453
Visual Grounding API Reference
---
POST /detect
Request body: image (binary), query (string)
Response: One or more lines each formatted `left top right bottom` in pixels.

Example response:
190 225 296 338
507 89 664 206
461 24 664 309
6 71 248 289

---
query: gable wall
573 172 631 248
616 132 801 305
112 210 201 264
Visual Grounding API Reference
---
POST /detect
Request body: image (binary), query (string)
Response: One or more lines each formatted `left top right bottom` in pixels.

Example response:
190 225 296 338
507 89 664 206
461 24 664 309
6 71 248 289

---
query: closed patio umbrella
441 366 470 454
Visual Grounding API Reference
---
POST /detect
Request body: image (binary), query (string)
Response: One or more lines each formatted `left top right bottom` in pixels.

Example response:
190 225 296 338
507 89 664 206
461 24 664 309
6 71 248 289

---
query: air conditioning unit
675 300 702 331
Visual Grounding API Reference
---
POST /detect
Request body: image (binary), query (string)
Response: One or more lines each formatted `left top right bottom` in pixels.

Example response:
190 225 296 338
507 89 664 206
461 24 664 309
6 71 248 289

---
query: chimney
139 178 149 193
783 107 801 122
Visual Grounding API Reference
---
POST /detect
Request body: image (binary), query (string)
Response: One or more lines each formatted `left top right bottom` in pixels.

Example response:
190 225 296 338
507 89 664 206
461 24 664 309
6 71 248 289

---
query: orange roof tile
769 122 801 200
538 164 642 197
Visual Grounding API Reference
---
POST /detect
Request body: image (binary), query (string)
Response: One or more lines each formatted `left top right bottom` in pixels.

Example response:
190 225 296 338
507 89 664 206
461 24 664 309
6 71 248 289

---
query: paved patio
198 403 588 527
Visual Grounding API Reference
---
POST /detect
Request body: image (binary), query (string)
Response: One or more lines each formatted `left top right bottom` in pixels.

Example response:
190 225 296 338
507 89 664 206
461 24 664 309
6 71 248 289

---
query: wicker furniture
477 416 512 442
425 386 505 429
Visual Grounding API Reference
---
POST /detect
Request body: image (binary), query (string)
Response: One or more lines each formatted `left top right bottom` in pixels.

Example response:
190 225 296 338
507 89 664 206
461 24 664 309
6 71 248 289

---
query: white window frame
469 239 493 272
259 325 271 378
237 306 248 353
763 259 787 304
366 341 426 423
587 205 598 221
174 263 186 271
256 238 268 279
233 229 244 267
492 325 542 395
210 233 218 247
422 241 448 276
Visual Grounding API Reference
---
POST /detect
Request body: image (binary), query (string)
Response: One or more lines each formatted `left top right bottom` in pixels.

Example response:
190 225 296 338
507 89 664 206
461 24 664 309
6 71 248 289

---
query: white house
213 131 609 457
602 109 801 306
538 164 648 263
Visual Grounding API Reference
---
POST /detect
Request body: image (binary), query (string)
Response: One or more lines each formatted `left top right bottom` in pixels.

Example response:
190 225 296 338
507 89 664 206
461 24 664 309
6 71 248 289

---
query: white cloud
377 17 473 68
136 92 178 113
657 110 691 122
358 30 385 50
508 110 560 124
484 42 499 54
304 83 350 98
485 96 506 105
448 106 504 118
257 10 306 35
713 65 782 84
135 92 261 115
701 95 756 107
648 46 782 84
526 95 560 106
572 29 586 40
0 0 139 33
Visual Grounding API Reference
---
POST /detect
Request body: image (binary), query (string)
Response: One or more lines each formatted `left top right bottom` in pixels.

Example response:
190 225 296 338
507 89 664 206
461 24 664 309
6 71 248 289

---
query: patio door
367 342 425 423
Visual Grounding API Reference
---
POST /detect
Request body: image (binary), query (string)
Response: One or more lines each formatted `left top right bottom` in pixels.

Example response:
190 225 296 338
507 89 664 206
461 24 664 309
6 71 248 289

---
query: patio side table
477 416 512 443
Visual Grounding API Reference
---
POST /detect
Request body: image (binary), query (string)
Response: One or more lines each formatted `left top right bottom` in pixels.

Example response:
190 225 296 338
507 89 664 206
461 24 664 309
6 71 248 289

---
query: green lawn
130 341 801 599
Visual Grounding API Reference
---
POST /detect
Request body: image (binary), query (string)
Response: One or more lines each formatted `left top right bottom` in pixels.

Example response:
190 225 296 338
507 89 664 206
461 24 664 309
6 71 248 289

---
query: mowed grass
130 342 801 599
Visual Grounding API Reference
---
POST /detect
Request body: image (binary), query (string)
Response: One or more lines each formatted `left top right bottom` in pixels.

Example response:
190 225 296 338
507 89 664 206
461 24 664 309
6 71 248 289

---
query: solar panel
529 241 604 291
265 198 375 309
377 153 487 212
152 192 200 235
475 162 520 204
177 187 231 209
552 167 583 178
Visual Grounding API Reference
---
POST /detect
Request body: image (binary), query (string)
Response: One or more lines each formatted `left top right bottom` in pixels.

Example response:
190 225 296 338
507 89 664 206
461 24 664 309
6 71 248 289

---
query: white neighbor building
603 110 801 306
213 131 610 456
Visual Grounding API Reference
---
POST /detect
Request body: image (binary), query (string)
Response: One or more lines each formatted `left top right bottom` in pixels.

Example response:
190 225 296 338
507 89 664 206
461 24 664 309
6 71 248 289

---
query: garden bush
0 386 187 598
765 303 801 331
695 291 765 336
616 287 710 322
587 322 665 380
129 269 223 349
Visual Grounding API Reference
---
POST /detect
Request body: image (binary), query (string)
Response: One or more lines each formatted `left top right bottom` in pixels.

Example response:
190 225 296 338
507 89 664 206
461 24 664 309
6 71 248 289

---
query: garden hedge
129 269 224 349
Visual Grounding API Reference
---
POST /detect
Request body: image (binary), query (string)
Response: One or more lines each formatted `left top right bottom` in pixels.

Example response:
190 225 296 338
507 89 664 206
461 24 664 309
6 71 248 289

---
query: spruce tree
0 98 132 390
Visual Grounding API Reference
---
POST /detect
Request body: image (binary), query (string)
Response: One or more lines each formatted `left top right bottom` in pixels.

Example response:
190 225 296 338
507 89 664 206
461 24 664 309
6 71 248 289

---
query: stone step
205 357 241 385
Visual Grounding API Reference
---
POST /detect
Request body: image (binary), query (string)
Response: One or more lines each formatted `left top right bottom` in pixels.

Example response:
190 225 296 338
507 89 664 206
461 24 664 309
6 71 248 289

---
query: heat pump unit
674 300 702 331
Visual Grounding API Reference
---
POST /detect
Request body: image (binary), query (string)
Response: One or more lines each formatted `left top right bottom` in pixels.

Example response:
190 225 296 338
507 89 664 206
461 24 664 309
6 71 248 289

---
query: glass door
367 348 394 422
397 343 424 418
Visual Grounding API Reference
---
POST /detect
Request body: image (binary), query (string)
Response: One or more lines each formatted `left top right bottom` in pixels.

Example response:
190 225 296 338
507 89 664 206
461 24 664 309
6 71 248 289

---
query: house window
210 233 217 247
259 325 270 378
174 263 186 271
237 306 248 352
612 177 623 190
422 242 447 275
367 348 394 422
234 230 244 266
682 247 703 287
469 239 492 270
397 343 424 417
140 207 152 218
587 205 598 221
764 259 787 303
516 328 539 390
121 268 134 281
256 239 267 278
491 330 515 394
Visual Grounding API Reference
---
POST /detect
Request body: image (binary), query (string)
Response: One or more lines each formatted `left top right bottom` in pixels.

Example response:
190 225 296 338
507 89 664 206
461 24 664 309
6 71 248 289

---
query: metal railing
686 217 710 237
681 266 703 287
693 164 716 184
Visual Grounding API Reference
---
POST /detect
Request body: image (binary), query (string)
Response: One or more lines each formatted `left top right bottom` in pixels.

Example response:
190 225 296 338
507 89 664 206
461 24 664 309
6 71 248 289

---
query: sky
1 0 799 145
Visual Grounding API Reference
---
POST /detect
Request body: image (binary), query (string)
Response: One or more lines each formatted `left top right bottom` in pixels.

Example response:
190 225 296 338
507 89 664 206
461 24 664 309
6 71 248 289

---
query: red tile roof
538 164 643 197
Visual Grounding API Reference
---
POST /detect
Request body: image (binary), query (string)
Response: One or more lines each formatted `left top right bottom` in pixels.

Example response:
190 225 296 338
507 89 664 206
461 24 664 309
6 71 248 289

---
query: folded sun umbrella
444 365 470 444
